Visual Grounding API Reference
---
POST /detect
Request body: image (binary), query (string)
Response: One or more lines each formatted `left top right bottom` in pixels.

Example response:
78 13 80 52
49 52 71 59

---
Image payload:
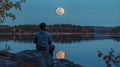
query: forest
0 24 94 34
110 26 120 35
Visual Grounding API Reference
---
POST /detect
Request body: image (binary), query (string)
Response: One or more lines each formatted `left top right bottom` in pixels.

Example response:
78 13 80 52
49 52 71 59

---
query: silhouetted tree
98 48 120 67
0 0 26 23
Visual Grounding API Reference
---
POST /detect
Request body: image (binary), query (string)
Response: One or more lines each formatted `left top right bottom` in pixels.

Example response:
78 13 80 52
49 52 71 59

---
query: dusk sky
2 0 120 26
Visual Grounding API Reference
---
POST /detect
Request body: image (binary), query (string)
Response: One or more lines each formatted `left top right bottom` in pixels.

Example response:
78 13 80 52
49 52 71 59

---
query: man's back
34 23 55 57
34 30 53 47
34 30 53 51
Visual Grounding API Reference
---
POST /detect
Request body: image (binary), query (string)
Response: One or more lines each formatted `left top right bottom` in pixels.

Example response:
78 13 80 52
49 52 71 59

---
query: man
34 23 55 56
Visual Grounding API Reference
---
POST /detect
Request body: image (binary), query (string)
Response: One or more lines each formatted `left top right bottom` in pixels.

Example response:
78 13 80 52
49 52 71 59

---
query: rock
11 50 53 67
0 56 11 60
0 50 53 67
0 50 82 67
0 49 15 57
54 59 83 67
0 59 16 67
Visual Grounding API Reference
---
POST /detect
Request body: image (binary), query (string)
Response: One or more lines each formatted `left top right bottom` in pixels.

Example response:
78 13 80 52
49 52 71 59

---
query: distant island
0 24 120 35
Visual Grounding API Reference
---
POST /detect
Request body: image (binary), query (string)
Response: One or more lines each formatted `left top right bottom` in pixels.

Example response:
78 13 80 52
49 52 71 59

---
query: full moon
56 7 65 15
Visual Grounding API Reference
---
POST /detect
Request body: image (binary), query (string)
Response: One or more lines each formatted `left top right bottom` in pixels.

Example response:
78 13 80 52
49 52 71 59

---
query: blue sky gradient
2 0 120 26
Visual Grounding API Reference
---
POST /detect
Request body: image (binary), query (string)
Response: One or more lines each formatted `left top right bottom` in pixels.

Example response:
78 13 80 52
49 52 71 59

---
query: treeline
110 26 120 35
0 24 39 33
47 24 94 33
0 24 94 33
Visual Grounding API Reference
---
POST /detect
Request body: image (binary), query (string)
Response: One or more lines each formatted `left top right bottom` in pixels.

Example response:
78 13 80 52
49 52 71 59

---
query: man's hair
39 22 46 29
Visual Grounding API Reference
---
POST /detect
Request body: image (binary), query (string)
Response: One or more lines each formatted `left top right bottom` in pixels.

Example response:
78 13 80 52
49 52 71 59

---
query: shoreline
0 32 120 35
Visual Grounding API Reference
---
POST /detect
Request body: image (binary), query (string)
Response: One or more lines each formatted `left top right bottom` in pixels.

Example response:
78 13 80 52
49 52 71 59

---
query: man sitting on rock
34 22 55 56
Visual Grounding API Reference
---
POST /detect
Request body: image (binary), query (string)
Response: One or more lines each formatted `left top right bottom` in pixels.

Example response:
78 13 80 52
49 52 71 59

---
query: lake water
0 34 120 67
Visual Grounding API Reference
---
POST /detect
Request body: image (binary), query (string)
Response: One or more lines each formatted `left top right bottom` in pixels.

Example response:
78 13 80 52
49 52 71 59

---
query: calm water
0 34 120 67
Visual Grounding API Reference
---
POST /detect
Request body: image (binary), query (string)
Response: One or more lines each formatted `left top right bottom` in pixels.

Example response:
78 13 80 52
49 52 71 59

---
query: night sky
2 0 120 26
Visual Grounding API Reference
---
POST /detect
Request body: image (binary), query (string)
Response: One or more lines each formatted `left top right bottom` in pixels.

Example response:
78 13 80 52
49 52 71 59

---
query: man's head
39 22 46 30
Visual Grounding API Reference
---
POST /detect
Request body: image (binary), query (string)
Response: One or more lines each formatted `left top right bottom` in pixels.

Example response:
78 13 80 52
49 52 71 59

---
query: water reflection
56 50 65 59
111 36 120 42
0 34 34 43
0 34 120 67
0 34 120 43
53 34 94 43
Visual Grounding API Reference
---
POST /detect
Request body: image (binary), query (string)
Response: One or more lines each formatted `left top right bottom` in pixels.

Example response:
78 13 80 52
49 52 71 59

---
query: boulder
0 59 16 67
11 50 53 67
54 59 83 67
0 50 53 67
0 50 82 67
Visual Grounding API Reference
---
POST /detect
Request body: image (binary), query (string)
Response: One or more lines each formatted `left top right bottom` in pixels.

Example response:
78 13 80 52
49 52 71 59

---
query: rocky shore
54 59 82 67
0 50 82 67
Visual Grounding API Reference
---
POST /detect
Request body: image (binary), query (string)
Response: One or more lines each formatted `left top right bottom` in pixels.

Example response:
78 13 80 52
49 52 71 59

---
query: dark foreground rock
0 50 82 67
54 59 83 67
0 50 53 67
